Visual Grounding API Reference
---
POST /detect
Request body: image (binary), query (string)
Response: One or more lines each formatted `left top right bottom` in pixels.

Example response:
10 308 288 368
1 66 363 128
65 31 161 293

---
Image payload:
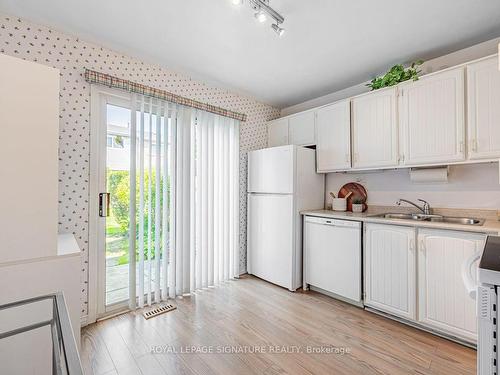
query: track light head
255 10 267 23
271 23 285 37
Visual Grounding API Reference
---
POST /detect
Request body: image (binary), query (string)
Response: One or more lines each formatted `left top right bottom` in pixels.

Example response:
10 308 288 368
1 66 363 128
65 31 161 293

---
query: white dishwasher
303 216 362 305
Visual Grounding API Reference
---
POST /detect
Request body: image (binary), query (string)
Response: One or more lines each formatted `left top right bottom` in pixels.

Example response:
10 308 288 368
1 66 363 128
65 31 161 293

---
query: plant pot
352 204 363 213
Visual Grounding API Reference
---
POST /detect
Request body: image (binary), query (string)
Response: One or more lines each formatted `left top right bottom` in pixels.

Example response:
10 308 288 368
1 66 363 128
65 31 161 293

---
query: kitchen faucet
396 199 432 215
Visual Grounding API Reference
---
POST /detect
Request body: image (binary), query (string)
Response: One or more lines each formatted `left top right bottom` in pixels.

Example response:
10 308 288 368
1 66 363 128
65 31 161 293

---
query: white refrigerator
247 145 325 291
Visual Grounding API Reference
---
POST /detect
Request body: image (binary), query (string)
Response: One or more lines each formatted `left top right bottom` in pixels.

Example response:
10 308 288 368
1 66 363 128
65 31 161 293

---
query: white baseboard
80 315 89 327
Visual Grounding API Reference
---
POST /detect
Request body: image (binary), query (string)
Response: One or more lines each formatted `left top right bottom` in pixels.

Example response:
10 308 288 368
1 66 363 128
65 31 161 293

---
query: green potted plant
352 197 364 213
367 60 423 90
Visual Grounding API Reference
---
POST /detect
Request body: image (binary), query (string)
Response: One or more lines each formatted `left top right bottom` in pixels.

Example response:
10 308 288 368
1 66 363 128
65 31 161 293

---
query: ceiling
1 0 500 108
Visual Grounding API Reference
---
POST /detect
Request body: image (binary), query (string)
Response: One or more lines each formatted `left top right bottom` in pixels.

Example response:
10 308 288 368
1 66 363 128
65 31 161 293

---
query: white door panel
247 194 294 289
467 56 500 160
289 111 315 146
351 88 399 168
364 224 416 320
399 68 465 165
248 145 294 194
268 118 289 147
418 229 485 343
316 101 351 172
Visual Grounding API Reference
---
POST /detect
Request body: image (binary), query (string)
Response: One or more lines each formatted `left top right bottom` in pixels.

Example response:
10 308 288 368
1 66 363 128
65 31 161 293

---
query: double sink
370 212 485 226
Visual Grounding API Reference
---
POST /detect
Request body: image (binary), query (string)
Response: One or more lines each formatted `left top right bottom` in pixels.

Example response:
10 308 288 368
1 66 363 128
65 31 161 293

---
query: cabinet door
399 68 465 165
268 118 289 147
364 224 416 320
467 56 500 160
418 229 485 343
352 88 399 168
316 101 351 172
289 111 315 146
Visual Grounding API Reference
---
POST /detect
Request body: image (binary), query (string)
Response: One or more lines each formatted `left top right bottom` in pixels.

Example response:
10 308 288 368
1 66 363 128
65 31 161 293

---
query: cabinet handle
409 239 415 251
353 153 358 162
419 239 425 251
345 154 350 163
472 139 478 152
459 141 464 153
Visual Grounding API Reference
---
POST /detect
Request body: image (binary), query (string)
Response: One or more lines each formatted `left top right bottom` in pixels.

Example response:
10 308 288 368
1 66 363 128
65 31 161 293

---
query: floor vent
142 304 176 319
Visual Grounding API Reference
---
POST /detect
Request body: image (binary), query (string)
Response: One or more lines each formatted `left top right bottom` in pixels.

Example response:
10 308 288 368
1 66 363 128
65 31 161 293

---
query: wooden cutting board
338 183 368 212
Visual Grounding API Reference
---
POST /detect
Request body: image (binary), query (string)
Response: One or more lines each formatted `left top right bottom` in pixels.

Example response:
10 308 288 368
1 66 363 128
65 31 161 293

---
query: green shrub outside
106 169 171 262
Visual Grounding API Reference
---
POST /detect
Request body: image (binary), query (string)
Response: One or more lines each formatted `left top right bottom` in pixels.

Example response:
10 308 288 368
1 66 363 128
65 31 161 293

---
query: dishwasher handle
304 216 361 228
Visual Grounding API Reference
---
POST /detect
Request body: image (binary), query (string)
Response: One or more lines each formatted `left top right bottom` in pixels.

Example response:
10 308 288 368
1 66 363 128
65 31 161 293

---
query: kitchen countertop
301 208 500 235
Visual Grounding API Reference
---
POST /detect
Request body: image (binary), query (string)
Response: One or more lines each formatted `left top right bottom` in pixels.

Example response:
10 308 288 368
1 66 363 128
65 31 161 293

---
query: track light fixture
231 0 285 36
271 23 285 37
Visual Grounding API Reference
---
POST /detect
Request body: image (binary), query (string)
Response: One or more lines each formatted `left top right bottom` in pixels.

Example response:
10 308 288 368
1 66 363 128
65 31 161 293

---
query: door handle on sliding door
99 193 110 217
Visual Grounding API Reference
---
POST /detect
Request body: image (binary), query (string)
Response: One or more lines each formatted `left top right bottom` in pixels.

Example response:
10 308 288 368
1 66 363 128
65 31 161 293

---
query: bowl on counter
331 198 347 212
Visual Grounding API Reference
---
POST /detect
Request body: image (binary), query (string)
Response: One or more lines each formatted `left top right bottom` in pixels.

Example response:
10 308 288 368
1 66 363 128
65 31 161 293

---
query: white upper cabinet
268 118 289 147
399 67 466 165
418 229 485 343
364 224 416 321
351 87 398 168
316 100 351 172
467 56 500 160
288 111 316 146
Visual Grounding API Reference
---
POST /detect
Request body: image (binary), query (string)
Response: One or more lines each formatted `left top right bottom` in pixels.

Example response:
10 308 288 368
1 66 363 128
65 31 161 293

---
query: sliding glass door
90 84 240 320
94 91 173 316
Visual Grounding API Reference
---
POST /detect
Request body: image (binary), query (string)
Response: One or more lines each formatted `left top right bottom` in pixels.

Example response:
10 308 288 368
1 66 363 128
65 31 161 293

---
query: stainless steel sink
429 216 485 225
370 213 485 226
375 213 421 220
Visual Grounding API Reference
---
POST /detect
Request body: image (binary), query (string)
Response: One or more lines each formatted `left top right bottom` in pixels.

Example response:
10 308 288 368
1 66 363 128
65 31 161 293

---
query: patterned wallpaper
0 14 279 317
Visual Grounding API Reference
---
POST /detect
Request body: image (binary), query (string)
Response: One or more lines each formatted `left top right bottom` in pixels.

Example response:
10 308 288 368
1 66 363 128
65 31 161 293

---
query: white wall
0 54 59 264
281 37 500 116
325 163 500 210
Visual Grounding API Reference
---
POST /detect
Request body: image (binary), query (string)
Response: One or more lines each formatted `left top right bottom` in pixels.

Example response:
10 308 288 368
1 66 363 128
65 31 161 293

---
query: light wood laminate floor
81 275 476 375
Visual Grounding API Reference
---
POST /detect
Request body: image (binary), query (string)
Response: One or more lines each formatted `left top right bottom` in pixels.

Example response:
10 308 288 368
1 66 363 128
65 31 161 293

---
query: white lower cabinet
417 229 485 342
365 224 486 343
364 224 417 320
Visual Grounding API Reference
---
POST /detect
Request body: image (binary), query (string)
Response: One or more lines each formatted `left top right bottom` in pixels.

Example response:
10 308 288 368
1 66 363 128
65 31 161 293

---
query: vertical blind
128 94 240 309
